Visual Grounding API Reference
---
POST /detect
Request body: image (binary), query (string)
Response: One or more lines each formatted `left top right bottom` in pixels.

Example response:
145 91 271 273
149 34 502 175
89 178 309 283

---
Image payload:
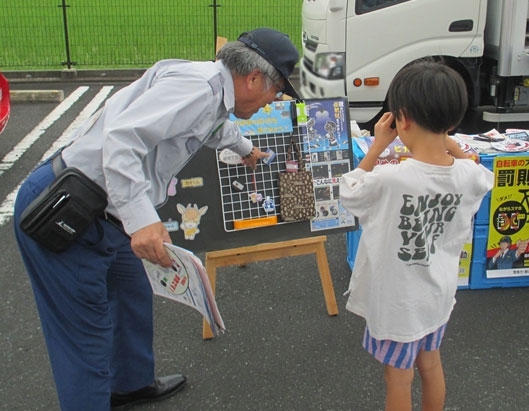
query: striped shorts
362 323 447 370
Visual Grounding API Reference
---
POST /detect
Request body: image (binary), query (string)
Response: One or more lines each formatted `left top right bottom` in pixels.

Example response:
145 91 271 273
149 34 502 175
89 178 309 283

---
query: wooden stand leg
315 241 339 316
201 236 338 339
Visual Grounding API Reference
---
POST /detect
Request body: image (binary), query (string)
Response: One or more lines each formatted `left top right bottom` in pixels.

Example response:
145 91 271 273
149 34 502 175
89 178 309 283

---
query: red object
0 73 10 134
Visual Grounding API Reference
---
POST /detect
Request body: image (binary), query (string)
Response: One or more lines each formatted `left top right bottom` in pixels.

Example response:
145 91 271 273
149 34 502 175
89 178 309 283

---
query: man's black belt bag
20 166 108 253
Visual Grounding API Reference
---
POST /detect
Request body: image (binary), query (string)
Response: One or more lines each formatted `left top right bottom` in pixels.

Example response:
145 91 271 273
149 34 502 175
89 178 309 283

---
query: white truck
300 0 529 127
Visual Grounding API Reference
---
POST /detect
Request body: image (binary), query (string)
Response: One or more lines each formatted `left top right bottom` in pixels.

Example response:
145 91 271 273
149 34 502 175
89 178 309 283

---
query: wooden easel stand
202 235 338 339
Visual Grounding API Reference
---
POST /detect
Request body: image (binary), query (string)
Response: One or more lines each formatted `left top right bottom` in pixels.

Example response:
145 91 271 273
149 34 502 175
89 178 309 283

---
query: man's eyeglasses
262 72 285 99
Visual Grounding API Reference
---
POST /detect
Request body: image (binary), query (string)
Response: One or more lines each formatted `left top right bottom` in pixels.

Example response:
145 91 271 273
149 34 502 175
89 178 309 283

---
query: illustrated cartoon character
324 120 338 146
176 203 208 240
305 117 321 149
487 236 529 270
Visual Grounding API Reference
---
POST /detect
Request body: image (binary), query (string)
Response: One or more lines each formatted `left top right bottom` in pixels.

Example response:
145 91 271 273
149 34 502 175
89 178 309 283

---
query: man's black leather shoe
111 374 187 410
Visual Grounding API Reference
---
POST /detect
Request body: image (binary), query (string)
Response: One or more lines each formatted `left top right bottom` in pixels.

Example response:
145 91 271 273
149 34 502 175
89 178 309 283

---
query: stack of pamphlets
142 243 225 336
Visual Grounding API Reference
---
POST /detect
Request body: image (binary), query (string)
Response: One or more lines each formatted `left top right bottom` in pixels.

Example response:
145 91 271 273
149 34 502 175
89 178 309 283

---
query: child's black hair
388 60 467 134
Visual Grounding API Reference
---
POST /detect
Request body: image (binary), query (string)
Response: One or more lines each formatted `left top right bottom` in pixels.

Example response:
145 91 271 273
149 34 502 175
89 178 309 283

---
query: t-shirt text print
398 193 462 265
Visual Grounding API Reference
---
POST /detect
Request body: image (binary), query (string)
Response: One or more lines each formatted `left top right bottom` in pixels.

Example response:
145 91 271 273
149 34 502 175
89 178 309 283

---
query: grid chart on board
216 124 306 232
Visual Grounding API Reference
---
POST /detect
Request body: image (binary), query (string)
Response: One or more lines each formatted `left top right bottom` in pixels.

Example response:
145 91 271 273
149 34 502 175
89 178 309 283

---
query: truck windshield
356 0 410 14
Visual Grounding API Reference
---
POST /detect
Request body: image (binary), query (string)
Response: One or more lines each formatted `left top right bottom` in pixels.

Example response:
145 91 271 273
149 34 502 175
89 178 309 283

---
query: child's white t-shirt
340 158 494 342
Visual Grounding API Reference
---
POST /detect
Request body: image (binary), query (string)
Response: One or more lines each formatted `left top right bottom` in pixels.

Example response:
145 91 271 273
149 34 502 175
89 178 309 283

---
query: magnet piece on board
167 176 178 196
176 203 208 240
286 160 298 172
232 179 245 192
263 196 275 213
163 219 179 232
262 148 276 165
249 192 263 203
219 148 243 165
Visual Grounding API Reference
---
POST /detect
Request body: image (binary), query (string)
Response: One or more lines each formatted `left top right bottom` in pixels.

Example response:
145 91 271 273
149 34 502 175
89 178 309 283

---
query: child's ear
397 112 412 131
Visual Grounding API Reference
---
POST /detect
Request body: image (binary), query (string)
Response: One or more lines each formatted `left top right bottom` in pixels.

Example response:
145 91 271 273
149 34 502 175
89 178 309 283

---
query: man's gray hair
216 41 282 90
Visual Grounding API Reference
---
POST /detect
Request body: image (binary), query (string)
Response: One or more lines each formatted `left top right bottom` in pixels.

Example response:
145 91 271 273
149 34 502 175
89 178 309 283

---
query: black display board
157 98 357 253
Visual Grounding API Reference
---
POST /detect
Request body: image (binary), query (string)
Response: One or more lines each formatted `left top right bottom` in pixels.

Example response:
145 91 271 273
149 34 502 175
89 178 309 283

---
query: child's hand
445 137 467 159
357 112 398 172
373 112 398 151
445 137 480 163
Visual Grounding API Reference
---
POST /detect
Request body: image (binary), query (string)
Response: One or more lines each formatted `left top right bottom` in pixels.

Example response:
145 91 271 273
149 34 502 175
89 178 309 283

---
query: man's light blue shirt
62 59 253 234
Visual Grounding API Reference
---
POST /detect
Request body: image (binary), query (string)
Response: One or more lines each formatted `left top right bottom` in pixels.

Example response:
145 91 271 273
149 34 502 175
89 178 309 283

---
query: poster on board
486 156 529 278
302 98 357 231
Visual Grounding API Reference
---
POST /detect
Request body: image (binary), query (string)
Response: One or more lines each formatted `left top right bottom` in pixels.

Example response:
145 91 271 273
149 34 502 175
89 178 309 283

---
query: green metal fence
1 0 302 70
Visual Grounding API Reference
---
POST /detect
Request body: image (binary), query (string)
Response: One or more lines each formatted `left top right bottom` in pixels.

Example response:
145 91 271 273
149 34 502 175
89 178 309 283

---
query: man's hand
242 147 270 170
130 221 173 267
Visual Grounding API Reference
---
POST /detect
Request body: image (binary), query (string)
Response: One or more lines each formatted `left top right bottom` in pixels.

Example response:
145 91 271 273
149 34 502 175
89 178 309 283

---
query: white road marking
0 86 114 226
0 86 89 175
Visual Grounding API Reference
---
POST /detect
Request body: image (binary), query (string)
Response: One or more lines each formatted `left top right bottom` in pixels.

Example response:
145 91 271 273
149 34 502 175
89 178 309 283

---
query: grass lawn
1 0 302 70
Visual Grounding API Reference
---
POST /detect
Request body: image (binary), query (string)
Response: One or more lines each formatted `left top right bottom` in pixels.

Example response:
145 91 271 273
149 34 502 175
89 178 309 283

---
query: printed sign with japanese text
486 156 529 278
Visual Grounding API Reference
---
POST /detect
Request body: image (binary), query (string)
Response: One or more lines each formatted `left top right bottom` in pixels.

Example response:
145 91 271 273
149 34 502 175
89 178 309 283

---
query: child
340 61 494 411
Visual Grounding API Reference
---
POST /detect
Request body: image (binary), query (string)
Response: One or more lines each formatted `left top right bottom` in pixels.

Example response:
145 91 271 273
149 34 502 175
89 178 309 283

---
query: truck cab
300 0 529 126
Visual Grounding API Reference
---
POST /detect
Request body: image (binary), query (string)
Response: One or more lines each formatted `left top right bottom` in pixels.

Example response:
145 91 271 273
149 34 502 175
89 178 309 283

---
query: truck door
346 0 483 122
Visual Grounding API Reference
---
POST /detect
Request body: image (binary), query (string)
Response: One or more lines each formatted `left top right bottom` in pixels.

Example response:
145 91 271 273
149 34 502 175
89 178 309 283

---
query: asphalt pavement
1 73 529 411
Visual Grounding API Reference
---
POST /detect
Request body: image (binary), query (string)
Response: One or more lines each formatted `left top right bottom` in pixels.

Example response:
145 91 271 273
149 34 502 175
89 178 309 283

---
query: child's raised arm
358 112 398 172
445 136 473 160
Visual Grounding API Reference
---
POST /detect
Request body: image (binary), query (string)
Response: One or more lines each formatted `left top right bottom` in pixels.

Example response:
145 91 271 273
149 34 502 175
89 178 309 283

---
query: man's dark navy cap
238 28 301 101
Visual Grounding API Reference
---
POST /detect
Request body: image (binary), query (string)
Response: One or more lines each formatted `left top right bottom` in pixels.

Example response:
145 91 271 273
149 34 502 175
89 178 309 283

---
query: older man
14 28 299 411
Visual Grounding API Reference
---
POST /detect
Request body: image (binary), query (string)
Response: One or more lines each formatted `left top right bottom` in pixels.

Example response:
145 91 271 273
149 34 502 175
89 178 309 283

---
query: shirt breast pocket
186 137 202 154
